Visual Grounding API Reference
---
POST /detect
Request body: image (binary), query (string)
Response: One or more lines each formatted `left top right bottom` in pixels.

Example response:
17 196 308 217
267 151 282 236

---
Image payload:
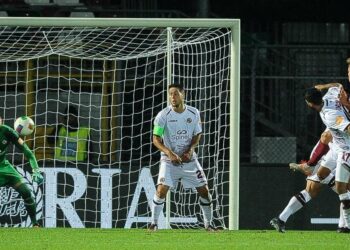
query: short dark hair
304 87 323 105
168 83 184 92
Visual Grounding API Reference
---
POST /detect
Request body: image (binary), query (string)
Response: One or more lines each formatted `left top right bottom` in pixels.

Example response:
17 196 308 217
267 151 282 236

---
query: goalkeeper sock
151 194 165 225
15 183 37 225
279 190 311 222
199 196 213 228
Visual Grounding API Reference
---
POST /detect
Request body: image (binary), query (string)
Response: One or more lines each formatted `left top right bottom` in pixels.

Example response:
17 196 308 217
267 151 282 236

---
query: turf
1 229 349 250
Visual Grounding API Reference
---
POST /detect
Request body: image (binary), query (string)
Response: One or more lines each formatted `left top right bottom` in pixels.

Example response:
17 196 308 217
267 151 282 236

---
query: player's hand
168 151 182 165
181 149 193 163
32 169 44 185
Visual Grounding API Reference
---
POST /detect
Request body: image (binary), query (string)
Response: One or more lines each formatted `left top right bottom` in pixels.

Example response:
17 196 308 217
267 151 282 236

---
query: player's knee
156 185 168 199
317 167 330 180
320 131 332 144
196 185 209 196
199 194 212 206
15 183 34 204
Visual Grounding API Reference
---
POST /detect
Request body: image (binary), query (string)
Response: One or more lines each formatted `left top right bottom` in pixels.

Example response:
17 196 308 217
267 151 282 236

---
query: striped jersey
153 105 202 161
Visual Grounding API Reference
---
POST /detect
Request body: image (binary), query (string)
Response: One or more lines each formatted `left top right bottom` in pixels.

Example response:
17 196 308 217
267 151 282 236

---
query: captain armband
153 125 165 137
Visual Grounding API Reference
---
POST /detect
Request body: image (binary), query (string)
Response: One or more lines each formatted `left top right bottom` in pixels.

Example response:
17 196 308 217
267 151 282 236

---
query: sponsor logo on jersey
187 118 192 123
336 116 344 125
171 130 190 140
177 130 187 135
169 120 177 122
2 140 7 145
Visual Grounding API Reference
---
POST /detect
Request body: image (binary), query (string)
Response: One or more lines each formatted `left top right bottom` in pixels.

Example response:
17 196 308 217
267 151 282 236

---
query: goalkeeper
0 119 44 227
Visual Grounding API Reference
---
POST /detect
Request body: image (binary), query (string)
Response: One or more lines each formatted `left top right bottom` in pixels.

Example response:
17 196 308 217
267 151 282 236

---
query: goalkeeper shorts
157 159 207 190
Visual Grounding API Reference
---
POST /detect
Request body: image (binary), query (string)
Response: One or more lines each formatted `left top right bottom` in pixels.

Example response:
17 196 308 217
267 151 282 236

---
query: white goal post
0 17 240 230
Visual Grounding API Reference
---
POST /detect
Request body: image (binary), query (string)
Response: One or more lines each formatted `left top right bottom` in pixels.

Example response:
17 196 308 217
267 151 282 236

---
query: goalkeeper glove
32 169 44 185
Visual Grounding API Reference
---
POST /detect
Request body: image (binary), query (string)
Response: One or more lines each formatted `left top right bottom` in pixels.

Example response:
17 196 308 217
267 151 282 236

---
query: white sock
199 196 212 228
339 192 350 229
279 190 311 222
339 203 346 228
151 194 165 225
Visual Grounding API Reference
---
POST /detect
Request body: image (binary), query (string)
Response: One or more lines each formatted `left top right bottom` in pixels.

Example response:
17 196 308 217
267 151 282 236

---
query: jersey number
342 152 350 162
196 170 203 179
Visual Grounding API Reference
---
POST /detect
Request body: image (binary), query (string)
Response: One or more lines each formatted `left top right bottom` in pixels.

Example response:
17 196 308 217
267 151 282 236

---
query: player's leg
335 152 350 233
1 162 39 227
337 203 350 233
271 179 321 232
149 161 176 230
150 184 169 230
307 131 331 166
271 164 332 232
196 184 214 230
317 160 350 232
181 159 214 230
337 181 350 231
340 184 350 232
290 131 331 175
12 181 39 227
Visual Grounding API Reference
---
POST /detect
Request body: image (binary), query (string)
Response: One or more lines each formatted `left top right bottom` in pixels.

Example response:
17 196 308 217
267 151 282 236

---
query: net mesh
0 25 231 229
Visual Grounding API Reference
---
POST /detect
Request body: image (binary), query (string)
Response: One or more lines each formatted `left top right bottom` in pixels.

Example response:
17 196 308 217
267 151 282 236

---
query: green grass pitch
1 228 348 250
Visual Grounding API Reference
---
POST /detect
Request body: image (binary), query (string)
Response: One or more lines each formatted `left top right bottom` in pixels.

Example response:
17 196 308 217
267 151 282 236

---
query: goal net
0 18 239 229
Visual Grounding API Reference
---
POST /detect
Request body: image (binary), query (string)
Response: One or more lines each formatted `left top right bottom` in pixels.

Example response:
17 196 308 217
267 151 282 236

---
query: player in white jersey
149 83 215 231
288 83 342 177
304 86 350 231
270 133 348 232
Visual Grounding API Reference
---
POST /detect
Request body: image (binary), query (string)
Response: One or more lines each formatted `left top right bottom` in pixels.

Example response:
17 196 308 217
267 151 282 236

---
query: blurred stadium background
0 0 349 231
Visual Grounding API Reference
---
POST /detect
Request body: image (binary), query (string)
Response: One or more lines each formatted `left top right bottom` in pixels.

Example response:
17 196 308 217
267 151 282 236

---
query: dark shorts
0 161 24 187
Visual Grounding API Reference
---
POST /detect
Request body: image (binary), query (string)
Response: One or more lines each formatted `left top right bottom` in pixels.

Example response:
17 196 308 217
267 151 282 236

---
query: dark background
1 0 350 22
0 0 348 230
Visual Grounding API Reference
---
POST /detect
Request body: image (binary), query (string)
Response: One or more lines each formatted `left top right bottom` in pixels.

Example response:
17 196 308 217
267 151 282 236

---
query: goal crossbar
0 17 239 28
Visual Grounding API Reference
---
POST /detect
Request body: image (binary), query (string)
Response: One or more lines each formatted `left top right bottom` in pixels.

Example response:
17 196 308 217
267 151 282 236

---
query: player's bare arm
339 87 350 110
181 133 202 162
314 82 342 91
152 135 182 164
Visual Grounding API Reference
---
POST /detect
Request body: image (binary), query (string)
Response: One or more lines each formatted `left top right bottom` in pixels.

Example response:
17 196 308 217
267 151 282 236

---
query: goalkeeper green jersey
0 124 38 170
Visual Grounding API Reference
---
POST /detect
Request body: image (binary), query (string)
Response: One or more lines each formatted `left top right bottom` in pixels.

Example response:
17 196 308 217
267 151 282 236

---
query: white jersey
153 105 202 161
324 86 340 100
319 88 350 152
